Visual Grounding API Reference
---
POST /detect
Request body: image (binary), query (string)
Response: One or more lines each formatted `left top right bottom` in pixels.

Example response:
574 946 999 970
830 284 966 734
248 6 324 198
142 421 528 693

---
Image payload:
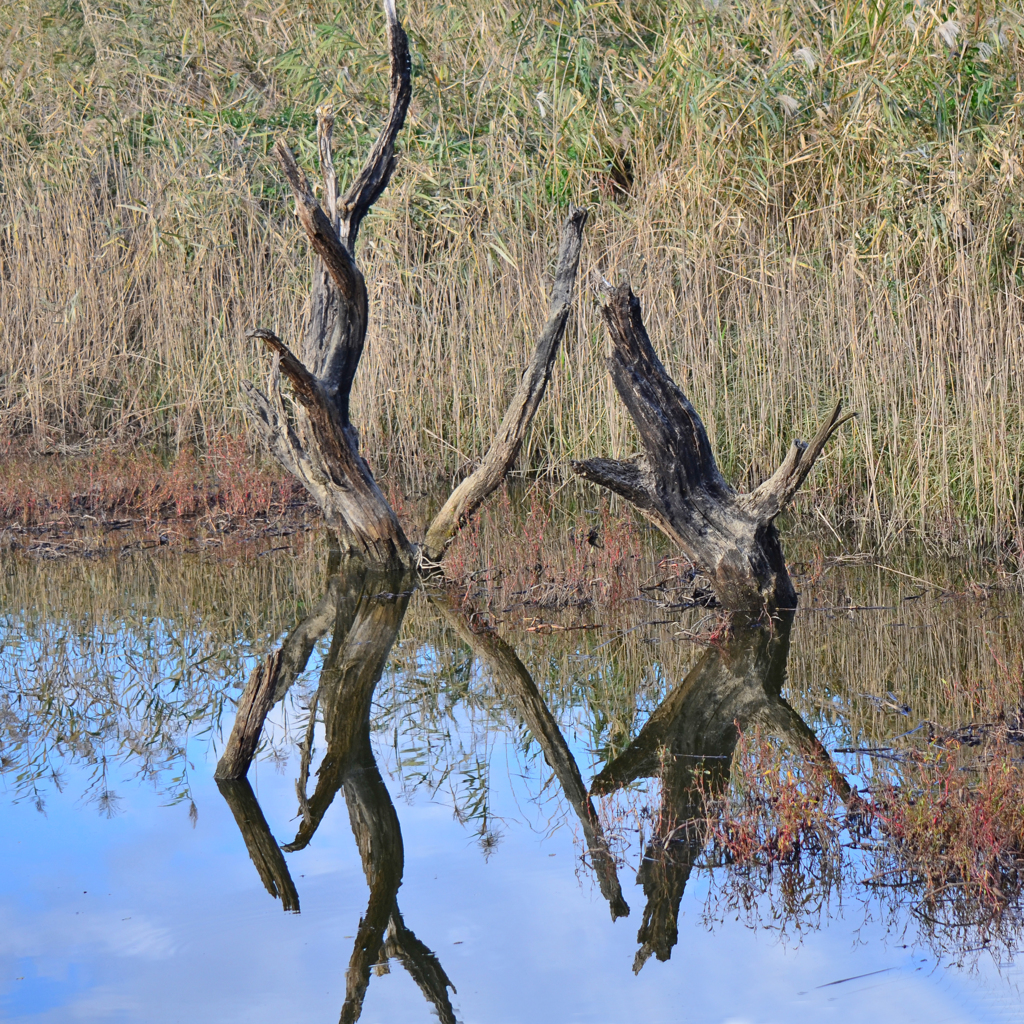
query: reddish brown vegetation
439 489 662 614
875 744 1024 914
0 436 304 529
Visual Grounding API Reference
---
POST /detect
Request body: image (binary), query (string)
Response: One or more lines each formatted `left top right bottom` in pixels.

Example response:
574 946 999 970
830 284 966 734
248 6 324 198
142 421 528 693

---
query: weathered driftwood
574 283 854 612
245 0 587 572
420 206 588 564
591 614 854 970
433 591 629 920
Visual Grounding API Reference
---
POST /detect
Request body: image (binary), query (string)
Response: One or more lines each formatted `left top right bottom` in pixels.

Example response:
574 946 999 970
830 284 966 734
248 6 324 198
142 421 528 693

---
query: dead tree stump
574 282 853 613
243 0 414 567
244 0 586 571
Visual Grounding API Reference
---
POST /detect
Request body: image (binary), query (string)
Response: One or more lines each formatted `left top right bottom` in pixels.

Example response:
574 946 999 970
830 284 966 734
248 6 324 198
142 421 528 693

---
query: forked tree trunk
244 0 848 606
244 0 413 568
244 0 586 571
574 283 854 613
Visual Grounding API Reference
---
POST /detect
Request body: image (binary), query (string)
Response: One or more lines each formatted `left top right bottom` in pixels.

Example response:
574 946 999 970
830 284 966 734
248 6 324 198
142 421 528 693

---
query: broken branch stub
243 0 413 568
573 282 853 612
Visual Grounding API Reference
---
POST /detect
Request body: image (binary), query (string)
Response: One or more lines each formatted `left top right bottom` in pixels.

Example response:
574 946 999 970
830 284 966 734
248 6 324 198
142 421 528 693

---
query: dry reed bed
1 0 1022 553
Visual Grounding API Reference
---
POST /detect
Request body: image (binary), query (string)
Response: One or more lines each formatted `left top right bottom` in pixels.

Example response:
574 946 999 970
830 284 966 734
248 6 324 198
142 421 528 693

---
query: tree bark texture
574 283 853 612
244 0 413 568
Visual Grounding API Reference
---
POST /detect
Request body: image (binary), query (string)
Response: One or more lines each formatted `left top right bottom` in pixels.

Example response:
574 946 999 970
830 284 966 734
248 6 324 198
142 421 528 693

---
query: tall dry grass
1 0 1022 550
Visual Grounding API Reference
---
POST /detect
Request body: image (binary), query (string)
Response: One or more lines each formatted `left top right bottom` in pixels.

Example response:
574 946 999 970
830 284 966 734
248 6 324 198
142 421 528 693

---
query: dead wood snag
574 282 853 612
244 0 586 570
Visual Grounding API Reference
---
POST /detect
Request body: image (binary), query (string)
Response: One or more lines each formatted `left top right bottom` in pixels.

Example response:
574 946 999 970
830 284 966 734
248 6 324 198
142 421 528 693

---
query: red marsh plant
595 713 1024 952
0 436 300 527
438 487 655 612
871 741 1024 941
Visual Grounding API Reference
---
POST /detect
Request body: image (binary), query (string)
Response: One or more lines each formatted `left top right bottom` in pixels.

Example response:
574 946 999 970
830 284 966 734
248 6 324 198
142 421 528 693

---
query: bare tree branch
745 401 857 518
422 207 588 563
273 142 367 311
339 0 412 252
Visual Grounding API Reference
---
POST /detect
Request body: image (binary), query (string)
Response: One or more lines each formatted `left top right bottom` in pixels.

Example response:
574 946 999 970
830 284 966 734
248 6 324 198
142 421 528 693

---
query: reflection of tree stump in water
216 777 300 912
279 578 457 1024
592 614 853 971
434 591 629 920
215 565 456 1023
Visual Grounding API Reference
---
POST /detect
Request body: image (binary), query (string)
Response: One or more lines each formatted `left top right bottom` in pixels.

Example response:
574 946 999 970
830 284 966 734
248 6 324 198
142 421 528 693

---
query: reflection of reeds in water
0 537 328 804
685 724 1024 960
2 505 1024 959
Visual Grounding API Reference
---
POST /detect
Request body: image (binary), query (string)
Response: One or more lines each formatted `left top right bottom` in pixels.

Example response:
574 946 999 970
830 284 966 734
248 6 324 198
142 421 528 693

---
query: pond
1 517 1023 1023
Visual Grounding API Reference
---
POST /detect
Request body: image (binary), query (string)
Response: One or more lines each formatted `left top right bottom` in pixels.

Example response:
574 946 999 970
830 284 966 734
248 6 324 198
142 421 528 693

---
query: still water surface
0 539 1022 1023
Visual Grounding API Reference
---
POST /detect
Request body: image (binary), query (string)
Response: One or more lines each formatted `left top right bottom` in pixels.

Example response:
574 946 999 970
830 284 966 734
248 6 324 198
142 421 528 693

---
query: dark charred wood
573 283 853 612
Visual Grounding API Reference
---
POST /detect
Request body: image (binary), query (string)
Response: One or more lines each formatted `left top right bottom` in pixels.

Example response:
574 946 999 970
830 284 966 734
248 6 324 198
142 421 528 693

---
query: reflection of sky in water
0 737 1019 1018
0 609 267 806
0 609 1023 1021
